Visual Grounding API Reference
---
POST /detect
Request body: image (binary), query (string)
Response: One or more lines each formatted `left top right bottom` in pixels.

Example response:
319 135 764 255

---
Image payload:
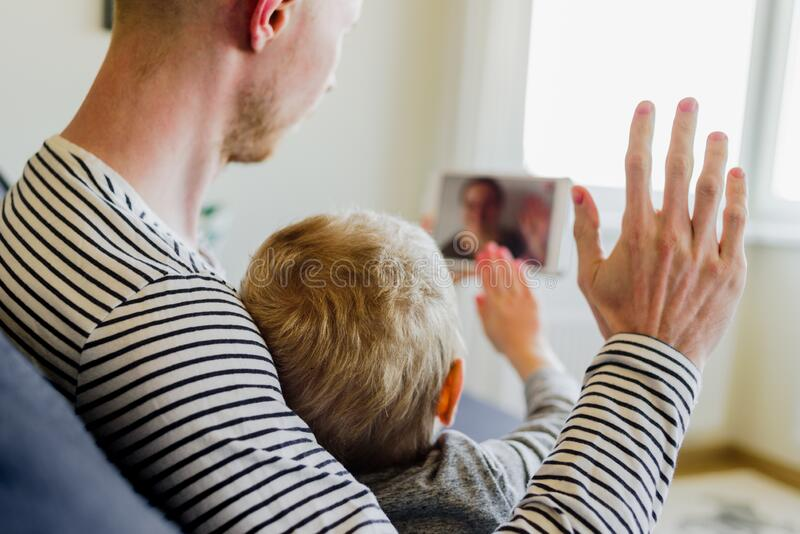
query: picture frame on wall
103 0 113 30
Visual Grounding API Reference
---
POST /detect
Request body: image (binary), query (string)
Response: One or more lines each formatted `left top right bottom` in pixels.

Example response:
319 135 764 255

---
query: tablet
433 172 572 275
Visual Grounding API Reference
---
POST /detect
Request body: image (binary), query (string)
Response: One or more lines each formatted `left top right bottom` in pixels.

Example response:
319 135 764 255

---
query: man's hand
573 98 748 370
475 243 564 379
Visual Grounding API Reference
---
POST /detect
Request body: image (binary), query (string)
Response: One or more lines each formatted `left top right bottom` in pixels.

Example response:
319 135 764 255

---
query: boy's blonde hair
240 211 465 472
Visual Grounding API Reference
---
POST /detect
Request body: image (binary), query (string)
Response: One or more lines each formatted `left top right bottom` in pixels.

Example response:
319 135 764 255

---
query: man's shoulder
105 272 242 313
0 141 237 396
8 142 188 278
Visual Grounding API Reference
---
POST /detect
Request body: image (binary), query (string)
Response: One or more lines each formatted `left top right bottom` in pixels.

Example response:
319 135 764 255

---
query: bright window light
771 1 800 202
525 0 755 191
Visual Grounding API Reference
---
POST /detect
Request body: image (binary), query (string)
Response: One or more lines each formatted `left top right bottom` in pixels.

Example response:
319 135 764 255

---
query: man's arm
498 98 748 532
79 276 394 533
500 334 699 532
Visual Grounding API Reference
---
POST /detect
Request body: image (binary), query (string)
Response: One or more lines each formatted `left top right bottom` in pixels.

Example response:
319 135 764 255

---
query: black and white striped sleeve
498 333 701 534
77 275 394 534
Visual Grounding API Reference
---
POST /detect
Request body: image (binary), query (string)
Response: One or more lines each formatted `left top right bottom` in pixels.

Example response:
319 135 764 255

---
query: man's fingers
720 168 748 260
572 186 603 291
692 132 728 245
663 97 699 225
625 101 656 222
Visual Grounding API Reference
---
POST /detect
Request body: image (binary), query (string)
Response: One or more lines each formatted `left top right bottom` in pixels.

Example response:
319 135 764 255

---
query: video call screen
435 174 556 265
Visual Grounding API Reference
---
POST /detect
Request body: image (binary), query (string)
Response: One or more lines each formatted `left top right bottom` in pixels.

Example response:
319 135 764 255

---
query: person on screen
441 177 525 259
517 192 552 265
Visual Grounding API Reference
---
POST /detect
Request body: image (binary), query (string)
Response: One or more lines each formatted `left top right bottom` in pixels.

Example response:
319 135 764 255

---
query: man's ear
436 358 464 427
250 0 295 52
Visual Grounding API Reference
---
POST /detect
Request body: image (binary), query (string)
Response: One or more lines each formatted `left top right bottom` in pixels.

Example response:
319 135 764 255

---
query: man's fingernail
709 131 728 142
731 168 745 179
572 188 584 206
679 97 698 113
636 101 653 115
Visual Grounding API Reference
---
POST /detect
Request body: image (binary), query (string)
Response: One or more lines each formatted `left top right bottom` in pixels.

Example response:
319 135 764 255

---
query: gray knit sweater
357 369 580 534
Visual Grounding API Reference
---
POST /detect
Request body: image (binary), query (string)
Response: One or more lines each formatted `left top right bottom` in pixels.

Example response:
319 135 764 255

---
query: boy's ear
437 358 464 427
250 0 296 52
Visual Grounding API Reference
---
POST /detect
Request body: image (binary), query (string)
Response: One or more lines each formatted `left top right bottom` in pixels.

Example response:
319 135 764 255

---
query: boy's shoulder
356 430 516 534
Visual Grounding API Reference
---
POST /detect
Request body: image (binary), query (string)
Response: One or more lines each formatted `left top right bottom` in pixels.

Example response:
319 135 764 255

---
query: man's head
461 177 504 236
240 211 466 472
113 0 363 162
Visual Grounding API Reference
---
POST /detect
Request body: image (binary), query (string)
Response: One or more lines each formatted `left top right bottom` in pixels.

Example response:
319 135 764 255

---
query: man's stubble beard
223 84 285 164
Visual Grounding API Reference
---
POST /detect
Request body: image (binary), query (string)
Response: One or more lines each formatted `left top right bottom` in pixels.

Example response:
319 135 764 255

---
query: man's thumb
572 186 603 272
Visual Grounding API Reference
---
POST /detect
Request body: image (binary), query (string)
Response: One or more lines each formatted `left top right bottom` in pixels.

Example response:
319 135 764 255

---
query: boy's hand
475 243 564 380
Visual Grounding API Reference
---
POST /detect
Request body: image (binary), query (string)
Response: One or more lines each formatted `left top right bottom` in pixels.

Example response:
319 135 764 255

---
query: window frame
519 0 760 234
744 0 799 215
436 1 800 243
737 0 800 246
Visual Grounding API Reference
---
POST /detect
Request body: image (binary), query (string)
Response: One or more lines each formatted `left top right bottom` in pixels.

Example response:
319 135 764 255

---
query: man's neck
62 35 236 247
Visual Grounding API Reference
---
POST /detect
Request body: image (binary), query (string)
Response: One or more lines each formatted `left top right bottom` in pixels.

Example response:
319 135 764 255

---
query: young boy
240 211 579 533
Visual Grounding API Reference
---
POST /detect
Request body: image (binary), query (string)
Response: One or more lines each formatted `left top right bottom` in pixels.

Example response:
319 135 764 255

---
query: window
524 0 756 191
771 0 800 203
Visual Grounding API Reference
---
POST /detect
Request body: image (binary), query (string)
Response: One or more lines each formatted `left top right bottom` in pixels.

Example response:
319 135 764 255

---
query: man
0 1 747 532
441 177 526 259
517 191 552 264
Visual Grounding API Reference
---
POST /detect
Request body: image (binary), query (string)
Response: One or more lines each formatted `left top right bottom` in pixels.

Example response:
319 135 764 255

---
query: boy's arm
478 368 580 505
473 244 580 505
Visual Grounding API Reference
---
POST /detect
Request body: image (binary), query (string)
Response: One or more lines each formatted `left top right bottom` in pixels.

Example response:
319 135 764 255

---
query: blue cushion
0 333 178 534
452 393 522 443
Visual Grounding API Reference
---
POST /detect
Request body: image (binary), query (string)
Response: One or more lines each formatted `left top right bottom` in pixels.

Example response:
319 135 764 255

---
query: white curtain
428 0 604 417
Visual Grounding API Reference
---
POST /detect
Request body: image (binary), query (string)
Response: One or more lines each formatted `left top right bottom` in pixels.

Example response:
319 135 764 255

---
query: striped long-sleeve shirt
500 334 700 533
0 136 700 533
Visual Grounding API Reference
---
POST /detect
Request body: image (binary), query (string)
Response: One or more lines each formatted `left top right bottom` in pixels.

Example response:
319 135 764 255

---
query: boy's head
241 211 466 472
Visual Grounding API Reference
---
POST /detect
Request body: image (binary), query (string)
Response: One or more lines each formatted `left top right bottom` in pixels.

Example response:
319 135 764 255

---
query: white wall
729 245 800 469
0 0 451 283
0 1 110 181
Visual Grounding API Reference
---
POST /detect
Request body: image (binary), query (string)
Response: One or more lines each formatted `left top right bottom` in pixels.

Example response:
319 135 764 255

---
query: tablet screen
435 174 557 266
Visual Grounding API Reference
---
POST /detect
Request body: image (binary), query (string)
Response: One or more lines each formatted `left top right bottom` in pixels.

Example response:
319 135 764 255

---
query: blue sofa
0 332 179 533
